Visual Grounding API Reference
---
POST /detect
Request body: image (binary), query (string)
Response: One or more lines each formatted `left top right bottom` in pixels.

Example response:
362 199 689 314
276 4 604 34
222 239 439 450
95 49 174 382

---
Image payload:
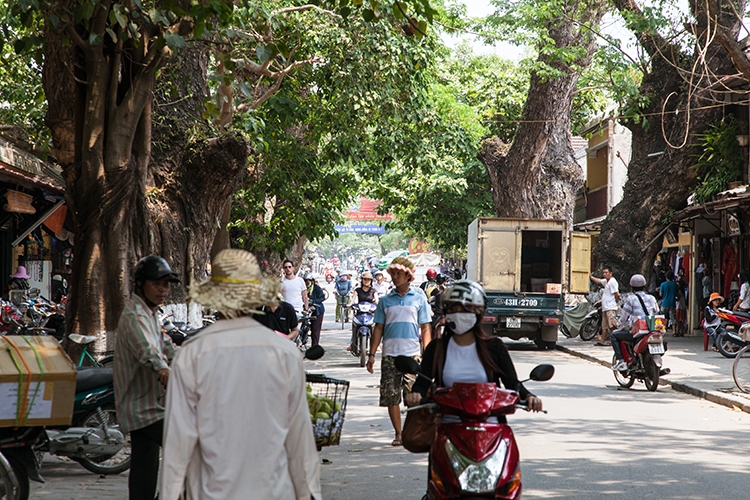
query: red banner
345 197 393 221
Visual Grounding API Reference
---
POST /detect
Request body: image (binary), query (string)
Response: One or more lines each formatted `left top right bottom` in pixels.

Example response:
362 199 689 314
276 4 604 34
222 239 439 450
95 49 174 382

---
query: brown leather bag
402 407 439 453
401 339 444 453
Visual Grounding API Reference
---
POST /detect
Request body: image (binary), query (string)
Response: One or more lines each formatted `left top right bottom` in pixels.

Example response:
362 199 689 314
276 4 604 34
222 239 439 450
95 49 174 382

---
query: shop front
671 187 750 331
0 137 71 303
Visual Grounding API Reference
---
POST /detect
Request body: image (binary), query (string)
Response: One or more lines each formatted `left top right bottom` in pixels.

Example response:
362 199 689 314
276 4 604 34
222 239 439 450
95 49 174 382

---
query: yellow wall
587 147 608 190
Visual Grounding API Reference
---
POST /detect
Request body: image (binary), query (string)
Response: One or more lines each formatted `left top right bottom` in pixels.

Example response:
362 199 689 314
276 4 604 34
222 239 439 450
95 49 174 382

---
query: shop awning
671 186 750 221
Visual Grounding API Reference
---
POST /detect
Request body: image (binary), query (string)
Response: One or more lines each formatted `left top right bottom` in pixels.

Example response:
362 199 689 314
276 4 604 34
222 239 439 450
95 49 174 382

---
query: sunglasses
283 265 293 269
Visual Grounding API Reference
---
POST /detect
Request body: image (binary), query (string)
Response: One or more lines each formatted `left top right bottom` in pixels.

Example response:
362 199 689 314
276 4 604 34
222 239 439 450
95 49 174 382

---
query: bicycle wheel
733 346 750 393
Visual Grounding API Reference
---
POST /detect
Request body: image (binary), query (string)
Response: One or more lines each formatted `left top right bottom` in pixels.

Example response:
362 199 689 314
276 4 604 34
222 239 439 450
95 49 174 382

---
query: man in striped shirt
114 256 178 500
366 256 431 446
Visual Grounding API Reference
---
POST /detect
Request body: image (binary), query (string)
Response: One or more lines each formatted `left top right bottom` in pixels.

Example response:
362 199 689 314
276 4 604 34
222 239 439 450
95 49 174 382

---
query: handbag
402 407 439 453
401 339 444 453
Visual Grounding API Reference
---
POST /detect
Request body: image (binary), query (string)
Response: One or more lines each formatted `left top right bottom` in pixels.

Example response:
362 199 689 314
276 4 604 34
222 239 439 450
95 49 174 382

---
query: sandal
391 438 402 446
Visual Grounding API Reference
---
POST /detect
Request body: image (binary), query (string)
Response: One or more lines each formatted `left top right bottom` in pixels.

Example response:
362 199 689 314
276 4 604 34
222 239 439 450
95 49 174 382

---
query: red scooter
714 308 750 358
395 357 553 499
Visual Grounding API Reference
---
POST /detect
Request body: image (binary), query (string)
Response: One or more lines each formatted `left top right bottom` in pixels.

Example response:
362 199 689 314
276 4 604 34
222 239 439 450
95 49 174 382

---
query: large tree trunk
479 3 605 225
43 28 249 353
595 0 745 283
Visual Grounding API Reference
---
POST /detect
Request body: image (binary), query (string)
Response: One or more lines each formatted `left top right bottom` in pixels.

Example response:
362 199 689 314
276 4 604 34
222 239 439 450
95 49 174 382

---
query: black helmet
435 273 447 284
134 256 179 283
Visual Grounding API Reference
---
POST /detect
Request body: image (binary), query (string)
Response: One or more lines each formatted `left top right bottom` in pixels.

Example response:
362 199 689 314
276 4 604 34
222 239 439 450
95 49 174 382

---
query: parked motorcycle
714 308 750 358
0 366 130 500
0 451 19 500
612 330 670 391
350 302 376 367
579 300 602 341
395 356 553 499
162 316 203 346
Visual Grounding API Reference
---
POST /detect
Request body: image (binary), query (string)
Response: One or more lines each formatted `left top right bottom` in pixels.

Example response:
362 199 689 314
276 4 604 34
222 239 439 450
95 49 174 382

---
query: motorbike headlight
444 439 507 493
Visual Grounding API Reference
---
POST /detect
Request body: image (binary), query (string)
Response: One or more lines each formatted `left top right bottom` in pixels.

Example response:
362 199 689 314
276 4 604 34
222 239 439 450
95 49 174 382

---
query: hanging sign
4 190 36 214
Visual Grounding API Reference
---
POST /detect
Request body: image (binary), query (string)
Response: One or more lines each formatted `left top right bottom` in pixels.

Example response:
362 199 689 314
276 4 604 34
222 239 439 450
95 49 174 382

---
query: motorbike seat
75 367 113 394
734 311 750 320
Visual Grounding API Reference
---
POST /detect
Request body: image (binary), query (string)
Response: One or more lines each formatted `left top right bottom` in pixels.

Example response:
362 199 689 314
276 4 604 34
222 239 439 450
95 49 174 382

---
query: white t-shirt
281 276 306 311
602 277 619 312
442 337 489 388
740 282 750 310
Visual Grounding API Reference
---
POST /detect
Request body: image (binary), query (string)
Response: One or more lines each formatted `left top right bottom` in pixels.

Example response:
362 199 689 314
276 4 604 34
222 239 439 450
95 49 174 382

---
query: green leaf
256 45 273 62
105 28 117 42
362 9 375 22
164 32 186 51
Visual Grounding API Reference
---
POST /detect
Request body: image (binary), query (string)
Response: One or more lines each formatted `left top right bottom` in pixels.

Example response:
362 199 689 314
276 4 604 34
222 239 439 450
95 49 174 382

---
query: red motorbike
612 330 670 391
714 308 750 358
395 356 554 499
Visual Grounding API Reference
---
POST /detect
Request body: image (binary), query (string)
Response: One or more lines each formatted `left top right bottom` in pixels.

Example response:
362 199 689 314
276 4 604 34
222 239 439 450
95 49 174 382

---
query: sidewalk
556 330 750 412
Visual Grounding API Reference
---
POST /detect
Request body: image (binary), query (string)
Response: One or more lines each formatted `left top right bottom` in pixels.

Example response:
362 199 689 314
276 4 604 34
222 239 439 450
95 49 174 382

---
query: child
704 292 725 352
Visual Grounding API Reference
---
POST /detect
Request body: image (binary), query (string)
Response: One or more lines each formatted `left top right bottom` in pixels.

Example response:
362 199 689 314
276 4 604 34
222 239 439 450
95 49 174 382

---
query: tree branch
271 4 340 18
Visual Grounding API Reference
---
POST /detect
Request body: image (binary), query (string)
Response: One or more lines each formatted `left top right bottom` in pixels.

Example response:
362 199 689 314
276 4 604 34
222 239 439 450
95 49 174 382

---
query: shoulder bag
402 339 443 453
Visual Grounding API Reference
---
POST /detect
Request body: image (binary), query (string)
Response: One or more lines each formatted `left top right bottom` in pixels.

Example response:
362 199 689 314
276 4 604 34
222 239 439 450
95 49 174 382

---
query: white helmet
630 274 647 287
441 280 487 316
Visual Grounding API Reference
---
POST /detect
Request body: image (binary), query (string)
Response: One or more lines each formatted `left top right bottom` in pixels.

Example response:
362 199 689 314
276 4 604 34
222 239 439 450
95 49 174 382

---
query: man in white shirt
160 249 321 500
281 259 308 312
590 265 620 346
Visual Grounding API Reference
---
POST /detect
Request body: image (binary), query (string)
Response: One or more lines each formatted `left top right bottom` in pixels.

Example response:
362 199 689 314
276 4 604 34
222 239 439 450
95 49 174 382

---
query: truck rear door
569 232 591 294
479 224 520 292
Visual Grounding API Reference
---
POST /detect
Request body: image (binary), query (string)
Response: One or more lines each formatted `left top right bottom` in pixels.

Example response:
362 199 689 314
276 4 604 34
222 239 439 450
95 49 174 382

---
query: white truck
467 217 590 349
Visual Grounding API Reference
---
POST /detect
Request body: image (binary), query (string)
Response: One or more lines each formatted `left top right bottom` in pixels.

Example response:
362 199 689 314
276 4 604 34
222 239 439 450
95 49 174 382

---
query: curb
555 344 750 414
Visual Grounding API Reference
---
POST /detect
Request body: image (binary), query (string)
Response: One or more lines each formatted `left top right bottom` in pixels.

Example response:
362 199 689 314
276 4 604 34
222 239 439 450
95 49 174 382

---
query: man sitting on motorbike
347 271 378 351
405 280 543 414
610 274 659 371
334 271 353 322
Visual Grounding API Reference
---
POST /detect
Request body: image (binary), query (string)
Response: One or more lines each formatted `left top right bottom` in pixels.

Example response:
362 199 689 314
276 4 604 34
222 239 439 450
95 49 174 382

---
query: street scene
5 0 750 499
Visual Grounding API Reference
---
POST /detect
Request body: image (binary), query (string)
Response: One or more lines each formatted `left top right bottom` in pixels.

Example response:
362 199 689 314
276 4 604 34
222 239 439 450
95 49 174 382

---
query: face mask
445 312 477 335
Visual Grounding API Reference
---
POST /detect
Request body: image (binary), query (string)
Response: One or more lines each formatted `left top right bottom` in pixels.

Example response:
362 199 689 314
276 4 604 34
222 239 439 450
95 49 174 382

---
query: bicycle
335 294 350 329
68 333 113 367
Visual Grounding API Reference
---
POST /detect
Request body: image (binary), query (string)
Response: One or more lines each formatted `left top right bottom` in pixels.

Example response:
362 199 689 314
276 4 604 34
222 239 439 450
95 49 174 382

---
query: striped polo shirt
374 286 431 357
113 294 175 434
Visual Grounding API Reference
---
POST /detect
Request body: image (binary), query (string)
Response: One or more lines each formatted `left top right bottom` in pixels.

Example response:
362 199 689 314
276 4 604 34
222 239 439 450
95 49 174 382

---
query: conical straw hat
189 249 280 318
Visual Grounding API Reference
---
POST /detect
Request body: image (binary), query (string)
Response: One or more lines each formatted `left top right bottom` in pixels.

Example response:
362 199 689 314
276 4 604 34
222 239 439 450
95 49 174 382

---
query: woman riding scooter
405 280 543 411
347 271 378 351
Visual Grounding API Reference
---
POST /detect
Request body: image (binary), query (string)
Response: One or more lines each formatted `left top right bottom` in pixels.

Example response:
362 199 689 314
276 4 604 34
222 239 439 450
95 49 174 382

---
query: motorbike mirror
304 345 325 360
528 364 555 382
394 355 420 374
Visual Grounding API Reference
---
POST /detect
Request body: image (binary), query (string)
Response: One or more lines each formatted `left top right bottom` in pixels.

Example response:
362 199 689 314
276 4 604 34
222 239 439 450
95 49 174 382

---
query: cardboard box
0 335 76 427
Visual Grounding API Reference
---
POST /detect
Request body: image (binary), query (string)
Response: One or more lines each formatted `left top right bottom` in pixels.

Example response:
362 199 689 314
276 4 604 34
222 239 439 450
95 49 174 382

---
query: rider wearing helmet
406 280 543 415
114 256 179 500
610 274 659 372
420 268 439 297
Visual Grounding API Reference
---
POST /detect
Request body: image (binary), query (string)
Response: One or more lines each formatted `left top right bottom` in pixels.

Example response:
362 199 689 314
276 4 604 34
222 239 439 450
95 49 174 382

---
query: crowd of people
110 249 537 499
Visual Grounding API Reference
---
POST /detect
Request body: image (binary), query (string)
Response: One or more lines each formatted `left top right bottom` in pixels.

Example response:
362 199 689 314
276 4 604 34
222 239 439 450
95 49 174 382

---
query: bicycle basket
306 373 349 447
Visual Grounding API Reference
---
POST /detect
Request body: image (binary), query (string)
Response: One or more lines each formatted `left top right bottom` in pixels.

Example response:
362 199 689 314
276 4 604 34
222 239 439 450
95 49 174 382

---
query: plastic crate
306 373 349 448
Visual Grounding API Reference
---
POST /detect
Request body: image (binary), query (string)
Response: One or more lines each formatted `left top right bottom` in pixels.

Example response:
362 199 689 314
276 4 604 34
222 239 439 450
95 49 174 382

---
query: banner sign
345 197 393 221
335 225 386 234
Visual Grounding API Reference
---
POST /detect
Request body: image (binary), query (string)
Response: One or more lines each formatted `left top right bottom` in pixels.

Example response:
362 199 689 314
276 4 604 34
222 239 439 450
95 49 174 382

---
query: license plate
506 317 521 328
648 343 665 354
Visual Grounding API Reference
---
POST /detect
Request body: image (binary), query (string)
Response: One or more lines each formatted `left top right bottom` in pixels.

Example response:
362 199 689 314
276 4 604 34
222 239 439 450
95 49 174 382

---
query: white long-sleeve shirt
160 316 322 500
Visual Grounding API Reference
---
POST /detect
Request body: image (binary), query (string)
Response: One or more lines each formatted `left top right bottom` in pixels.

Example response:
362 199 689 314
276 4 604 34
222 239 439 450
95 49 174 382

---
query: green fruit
315 412 330 420
333 402 342 412
320 402 332 414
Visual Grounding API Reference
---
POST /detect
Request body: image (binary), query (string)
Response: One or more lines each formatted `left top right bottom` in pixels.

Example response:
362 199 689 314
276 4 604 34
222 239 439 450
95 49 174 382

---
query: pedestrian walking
281 259 308 312
365 256 431 446
160 249 321 500
113 256 179 500
304 272 326 347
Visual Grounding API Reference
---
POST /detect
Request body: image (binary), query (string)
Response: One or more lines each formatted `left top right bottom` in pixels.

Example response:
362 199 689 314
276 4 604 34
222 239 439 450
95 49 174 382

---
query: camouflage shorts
379 355 421 407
